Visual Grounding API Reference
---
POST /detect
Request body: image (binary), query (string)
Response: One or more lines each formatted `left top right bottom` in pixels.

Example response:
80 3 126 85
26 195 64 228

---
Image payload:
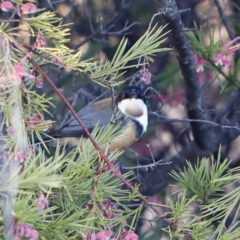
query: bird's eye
122 94 126 99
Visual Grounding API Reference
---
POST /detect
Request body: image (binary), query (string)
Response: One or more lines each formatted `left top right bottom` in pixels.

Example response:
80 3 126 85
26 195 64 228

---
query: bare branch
155 0 240 152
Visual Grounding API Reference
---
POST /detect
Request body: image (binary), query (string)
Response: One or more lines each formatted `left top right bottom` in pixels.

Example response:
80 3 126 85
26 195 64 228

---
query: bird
45 86 148 151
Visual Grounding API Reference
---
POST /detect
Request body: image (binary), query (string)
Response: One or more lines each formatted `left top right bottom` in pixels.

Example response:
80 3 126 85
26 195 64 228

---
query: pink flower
96 230 112 240
35 191 49 211
11 63 35 85
139 68 152 84
214 53 232 68
14 236 22 240
194 55 208 72
222 37 240 54
11 64 25 85
27 147 35 156
29 229 39 240
121 231 138 240
13 222 39 240
34 35 47 47
16 151 27 162
6 126 16 137
25 113 52 132
83 233 96 240
3 151 28 163
35 78 43 88
0 1 14 12
83 231 112 240
213 37 240 68
20 3 36 14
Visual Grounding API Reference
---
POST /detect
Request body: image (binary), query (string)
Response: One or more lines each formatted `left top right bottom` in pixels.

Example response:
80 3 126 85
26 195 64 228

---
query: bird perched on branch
45 86 148 151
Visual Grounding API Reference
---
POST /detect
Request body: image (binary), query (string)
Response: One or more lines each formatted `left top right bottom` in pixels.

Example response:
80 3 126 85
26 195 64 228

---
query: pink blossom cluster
0 53 44 89
194 37 240 81
3 147 35 163
13 223 39 240
0 1 36 15
34 34 47 48
83 230 138 240
25 113 52 132
85 200 139 239
139 68 152 84
0 60 35 88
35 191 49 211
35 78 43 88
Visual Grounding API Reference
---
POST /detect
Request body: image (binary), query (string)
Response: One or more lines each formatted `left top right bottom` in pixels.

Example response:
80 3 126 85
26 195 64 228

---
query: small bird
47 86 148 151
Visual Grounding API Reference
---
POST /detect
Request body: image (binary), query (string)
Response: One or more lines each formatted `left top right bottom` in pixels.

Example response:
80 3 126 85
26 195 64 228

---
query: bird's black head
116 86 146 104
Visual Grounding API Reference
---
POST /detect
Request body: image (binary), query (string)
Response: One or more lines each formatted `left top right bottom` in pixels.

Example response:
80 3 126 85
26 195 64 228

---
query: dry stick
213 0 240 63
213 0 240 126
26 56 174 227
214 0 236 40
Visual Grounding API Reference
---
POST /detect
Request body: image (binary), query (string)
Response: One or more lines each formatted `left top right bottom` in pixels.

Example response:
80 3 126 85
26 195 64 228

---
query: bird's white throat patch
117 98 148 132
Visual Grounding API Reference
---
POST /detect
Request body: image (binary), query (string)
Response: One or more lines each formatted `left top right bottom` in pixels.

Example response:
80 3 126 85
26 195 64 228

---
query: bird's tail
33 131 81 148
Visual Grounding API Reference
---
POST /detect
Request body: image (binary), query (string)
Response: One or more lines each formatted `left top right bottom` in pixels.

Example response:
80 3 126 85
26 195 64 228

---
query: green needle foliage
161 148 240 239
0 1 171 238
85 24 170 86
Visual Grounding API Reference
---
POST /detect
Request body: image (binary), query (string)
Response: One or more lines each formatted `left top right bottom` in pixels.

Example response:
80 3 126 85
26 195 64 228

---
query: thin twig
147 12 163 34
213 0 240 60
121 159 171 170
150 112 240 132
126 147 151 162
73 8 139 50
146 143 156 165
103 22 140 35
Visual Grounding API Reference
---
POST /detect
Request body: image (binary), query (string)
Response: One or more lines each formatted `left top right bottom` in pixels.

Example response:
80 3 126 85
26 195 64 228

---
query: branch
73 4 139 50
213 0 236 40
156 0 240 152
213 0 240 62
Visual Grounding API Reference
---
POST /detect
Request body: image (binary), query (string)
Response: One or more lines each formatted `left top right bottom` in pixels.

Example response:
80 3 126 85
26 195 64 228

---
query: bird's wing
55 97 119 137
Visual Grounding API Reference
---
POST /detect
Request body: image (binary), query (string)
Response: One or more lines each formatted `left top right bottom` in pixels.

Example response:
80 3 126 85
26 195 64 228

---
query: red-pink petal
1 1 14 12
35 78 43 88
96 230 112 240
194 55 207 72
26 3 36 13
214 53 232 68
20 3 36 14
29 229 39 240
14 236 22 240
124 231 139 240
222 57 232 68
223 37 240 53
